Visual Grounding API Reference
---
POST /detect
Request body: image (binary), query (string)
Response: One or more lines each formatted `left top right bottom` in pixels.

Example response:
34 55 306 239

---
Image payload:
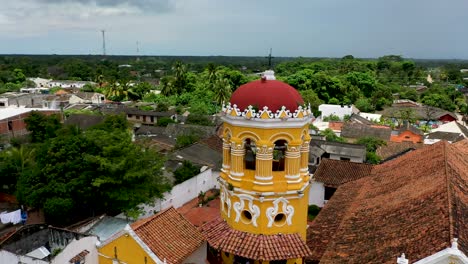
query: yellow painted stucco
218 118 311 263
98 233 156 264
221 251 304 264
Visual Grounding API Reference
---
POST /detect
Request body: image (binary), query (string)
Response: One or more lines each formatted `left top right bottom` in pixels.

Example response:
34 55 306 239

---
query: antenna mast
266 48 274 69
101 30 106 56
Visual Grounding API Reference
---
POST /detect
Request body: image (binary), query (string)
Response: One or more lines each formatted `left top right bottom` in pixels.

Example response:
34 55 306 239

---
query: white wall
182 241 207 264
138 169 219 219
318 104 356 120
52 236 98 264
330 154 363 163
309 181 325 207
0 250 48 264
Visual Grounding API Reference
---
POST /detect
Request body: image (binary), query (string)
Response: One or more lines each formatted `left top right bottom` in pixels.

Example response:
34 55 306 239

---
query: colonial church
202 71 313 264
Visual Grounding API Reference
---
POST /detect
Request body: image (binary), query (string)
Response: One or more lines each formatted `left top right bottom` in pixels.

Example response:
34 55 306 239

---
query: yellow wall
221 252 303 264
219 121 311 238
98 233 156 264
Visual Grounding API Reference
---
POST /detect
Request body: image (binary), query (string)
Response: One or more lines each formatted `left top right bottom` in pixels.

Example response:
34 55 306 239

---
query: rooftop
0 108 55 120
202 217 312 261
313 159 373 188
307 140 468 263
131 207 204 264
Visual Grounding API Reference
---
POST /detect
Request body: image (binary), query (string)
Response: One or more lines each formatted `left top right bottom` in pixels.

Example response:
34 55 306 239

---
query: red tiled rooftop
131 207 204 264
177 191 220 227
313 159 373 187
307 140 468 263
202 217 312 261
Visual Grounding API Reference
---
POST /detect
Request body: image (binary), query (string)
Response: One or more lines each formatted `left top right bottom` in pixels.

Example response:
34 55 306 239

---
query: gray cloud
35 0 175 13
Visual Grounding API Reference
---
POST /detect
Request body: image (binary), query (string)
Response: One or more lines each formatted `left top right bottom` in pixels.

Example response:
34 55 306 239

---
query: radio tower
101 30 106 56
136 41 140 61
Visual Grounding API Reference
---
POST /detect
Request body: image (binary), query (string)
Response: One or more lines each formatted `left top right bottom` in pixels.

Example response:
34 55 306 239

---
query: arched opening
272 140 287 171
274 213 287 225
244 138 256 170
241 210 252 223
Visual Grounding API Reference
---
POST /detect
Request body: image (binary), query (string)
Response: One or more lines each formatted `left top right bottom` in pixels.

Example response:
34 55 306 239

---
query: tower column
229 138 245 184
222 138 231 173
300 137 311 182
254 142 274 185
285 143 302 184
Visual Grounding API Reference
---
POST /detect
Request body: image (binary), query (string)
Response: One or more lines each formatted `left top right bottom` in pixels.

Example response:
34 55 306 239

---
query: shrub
186 114 213 126
308 205 321 221
157 117 175 127
323 114 341 122
176 134 199 148
173 160 200 184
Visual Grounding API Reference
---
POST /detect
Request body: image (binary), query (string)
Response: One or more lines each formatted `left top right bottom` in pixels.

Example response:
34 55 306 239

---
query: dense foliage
173 160 201 184
0 113 170 225
1 55 467 116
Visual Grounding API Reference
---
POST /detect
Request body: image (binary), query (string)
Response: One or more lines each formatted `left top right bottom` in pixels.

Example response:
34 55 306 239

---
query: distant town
0 55 467 264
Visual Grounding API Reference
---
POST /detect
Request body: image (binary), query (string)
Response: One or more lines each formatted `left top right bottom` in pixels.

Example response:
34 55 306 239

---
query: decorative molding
220 186 232 217
221 103 313 129
253 181 274 185
233 194 260 227
266 197 294 227
285 174 301 179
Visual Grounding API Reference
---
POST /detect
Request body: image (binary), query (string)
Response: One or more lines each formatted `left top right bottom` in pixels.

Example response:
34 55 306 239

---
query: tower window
274 213 286 225
272 140 287 171
244 138 256 170
241 210 252 223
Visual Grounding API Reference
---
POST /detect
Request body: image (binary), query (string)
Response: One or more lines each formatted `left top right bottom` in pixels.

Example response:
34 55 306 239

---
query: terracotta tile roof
313 159 373 187
202 218 312 261
200 134 223 153
177 191 220 227
131 207 205 264
306 140 468 263
69 249 89 263
376 141 424 160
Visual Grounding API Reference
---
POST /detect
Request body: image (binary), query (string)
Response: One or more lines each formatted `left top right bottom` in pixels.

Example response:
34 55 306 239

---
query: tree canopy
4 113 170 225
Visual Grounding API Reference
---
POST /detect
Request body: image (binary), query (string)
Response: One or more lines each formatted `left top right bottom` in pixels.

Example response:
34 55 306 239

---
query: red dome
230 79 304 112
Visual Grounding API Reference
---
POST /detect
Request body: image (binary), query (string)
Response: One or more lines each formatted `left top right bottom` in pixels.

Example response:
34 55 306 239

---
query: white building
318 104 360 120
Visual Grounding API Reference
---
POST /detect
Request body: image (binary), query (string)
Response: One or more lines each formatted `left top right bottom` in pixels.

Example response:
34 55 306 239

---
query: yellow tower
203 71 313 264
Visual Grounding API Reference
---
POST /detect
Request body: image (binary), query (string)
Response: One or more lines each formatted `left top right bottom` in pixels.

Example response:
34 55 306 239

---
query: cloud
34 0 175 13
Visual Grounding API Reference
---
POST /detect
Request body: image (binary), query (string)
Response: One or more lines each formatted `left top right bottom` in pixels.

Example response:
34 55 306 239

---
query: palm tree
160 76 175 96
213 75 232 106
206 63 217 87
171 61 187 94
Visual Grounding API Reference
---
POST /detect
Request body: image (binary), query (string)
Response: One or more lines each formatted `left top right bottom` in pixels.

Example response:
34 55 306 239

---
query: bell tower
204 71 313 264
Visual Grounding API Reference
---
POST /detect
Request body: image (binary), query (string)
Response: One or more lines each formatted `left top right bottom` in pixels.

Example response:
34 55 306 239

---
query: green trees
320 128 346 142
173 161 200 184
9 113 170 225
25 111 62 143
356 136 386 164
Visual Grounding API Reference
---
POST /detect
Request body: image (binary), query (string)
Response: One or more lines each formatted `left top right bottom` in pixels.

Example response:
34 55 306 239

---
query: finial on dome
263 70 276 80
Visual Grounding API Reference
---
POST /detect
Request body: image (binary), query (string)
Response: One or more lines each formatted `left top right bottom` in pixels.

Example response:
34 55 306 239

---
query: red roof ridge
131 206 175 230
440 140 454 243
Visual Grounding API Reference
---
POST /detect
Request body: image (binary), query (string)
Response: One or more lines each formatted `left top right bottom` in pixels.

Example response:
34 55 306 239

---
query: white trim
254 175 273 180
222 116 311 129
230 171 244 177
287 178 303 184
285 174 301 179
228 175 242 181
413 238 468 264
253 181 274 185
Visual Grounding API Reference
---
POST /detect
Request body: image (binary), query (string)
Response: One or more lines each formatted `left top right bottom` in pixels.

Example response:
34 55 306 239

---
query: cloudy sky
0 0 467 58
